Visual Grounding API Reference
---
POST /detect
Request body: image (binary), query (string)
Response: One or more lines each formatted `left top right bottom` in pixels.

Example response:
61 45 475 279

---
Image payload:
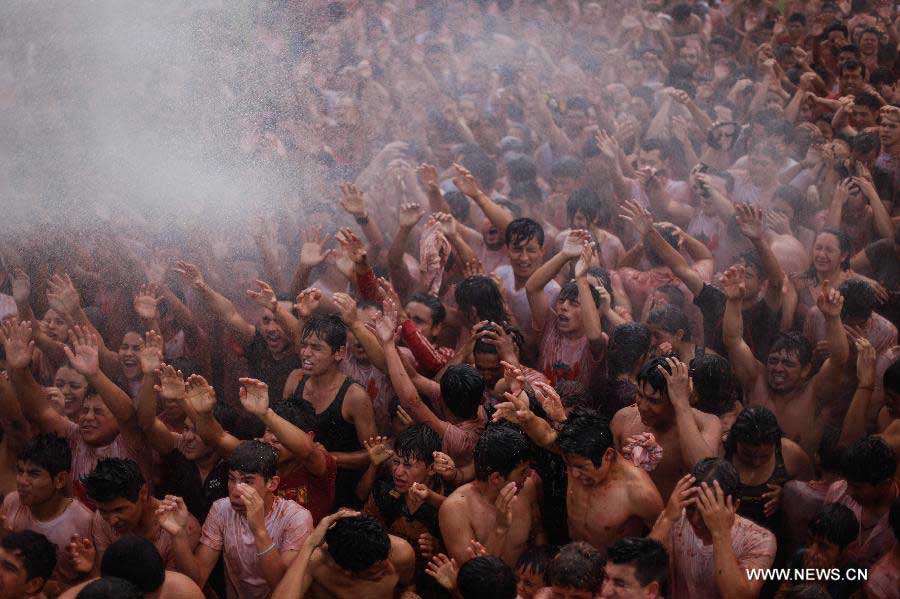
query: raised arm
574 243 605 355
856 177 894 241
246 279 300 345
735 204 785 311
339 182 385 254
63 326 136 427
811 281 849 397
838 338 877 447
173 261 256 346
388 203 425 299
290 225 334 298
660 359 721 466
182 375 240 457
525 230 588 331
332 293 385 371
135 333 179 455
453 163 512 235
722 266 765 389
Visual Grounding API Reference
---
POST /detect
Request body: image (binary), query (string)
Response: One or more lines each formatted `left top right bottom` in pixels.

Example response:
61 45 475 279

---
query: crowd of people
2 0 900 597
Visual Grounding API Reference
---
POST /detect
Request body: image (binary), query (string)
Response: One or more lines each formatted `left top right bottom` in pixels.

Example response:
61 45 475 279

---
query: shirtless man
439 425 542 567
496 394 663 554
610 357 722 500
723 265 849 454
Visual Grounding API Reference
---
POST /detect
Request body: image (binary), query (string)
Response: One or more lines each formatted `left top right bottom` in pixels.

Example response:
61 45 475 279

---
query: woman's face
812 232 846 274
53 366 88 421
42 309 70 343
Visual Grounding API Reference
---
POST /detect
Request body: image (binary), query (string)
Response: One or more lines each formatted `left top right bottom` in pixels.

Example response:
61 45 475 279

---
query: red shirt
275 451 337 524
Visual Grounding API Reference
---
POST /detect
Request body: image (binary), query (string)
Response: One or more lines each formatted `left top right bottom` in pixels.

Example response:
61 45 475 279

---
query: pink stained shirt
668 512 776 599
0 493 94 584
200 496 313 599
91 506 200 574
825 479 899 568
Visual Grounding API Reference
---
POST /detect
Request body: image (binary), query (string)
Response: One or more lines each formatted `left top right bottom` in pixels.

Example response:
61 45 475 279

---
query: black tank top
291 376 361 453
735 441 790 532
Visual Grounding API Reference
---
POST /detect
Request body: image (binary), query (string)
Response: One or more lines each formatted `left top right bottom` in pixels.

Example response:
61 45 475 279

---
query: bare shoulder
163 570 204 598
694 407 722 429
443 483 473 507
780 437 812 467
389 534 416 569
610 404 640 430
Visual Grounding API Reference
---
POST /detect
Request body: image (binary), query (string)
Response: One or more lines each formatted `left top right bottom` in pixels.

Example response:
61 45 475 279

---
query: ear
801 364 812 379
54 471 70 492
488 472 503 487
139 484 150 503
646 580 661 598
24 577 45 596
675 329 685 342
266 475 280 494
334 344 347 363
603 447 616 465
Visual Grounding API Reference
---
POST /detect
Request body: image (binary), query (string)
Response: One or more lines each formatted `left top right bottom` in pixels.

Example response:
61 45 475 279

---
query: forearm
525 253 569 294
272 543 314 599
274 303 301 346
171 531 201 583
447 231 477 267
472 191 513 234
388 225 414 275
330 449 372 469
196 283 254 341
426 184 451 214
577 278 603 342
136 374 158 431
0 377 30 442
482 525 511 559
751 237 785 307
839 387 873 447
712 533 756 599
386 342 441 429
866 192 894 240
290 264 312 299
87 371 135 425
355 461 380 502
681 231 714 262
519 413 558 448
253 529 287 590
723 297 744 348
262 409 316 461
645 228 703 294
824 314 849 366
399 320 447 376
674 405 715 466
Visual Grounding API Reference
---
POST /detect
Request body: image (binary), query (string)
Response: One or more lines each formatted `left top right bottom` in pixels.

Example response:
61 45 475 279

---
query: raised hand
172 261 204 289
0 319 34 369
696 480 736 535
335 228 367 265
462 258 485 277
766 210 792 235
294 288 322 319
155 364 186 400
399 202 425 228
11 269 30 305
418 531 439 560
144 254 168 287
761 483 782 518
657 357 691 407
338 182 368 219
376 277 402 307
156 495 190 536
139 330 164 374
594 130 619 161
663 474 696 521
300 225 333 269
425 554 458 590
492 390 532 425
133 284 161 320
246 279 277 311
619 199 653 237
855 337 876 388
332 293 358 326
68 535 96 575
184 374 216 414
495 482 518 530
433 212 457 237
408 482 430 513
533 381 566 423
561 229 590 259
574 241 594 279
373 298 399 343
63 326 100 377
238 378 270 417
417 163 440 189
816 280 844 319
236 483 266 534
364 435 394 466
46 272 81 315
721 265 746 300
735 204 764 240
432 451 457 482
480 323 517 363
306 509 361 549
451 163 482 198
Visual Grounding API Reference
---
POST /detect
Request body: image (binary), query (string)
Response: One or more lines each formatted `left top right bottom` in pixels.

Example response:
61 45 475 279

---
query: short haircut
557 280 601 308
82 458 145 504
566 188 601 224
636 356 673 395
883 359 900 395
546 542 604 592
556 409 614 466
515 545 557 577
725 406 782 458
607 323 652 379
655 284 686 307
606 537 669 587
0 530 57 582
18 433 71 477
737 249 765 278
272 399 316 433
473 323 525 357
505 154 537 183
854 92 881 112
100 536 165 593
301 314 347 351
227 440 278 480
842 435 897 486
473 425 530 481
457 556 517 599
504 217 544 248
648 304 692 342
808 504 859 550
459 149 498 191
839 59 866 77
76 577 143 599
890 497 900 538
838 279 876 321
440 364 485 420
768 332 813 366
324 515 390 572
407 293 447 325
550 156 583 181
454 276 508 324
690 353 740 416
445 191 471 222
394 424 441 465
509 181 543 204
692 457 740 499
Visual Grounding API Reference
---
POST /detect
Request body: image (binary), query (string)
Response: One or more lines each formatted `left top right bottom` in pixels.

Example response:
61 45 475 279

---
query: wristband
256 543 276 558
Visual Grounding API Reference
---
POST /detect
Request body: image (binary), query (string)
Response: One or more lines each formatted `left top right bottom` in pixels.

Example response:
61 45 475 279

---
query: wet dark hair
18 433 71 477
890 497 900 538
550 156 583 181
566 188 601 225
737 248 764 278
870 67 895 88
272 399 316 433
817 426 845 474
691 457 740 498
473 323 525 357
655 284 686 308
557 280 601 308
325 515 391 572
608 323 652 379
445 190 471 222
455 276 508 325
515 545 557 578
505 217 544 248
648 304 692 342
725 406 782 458
883 359 900 395
838 59 866 78
838 279 875 321
407 292 447 326
689 354 740 416
853 92 881 113
851 131 880 156
554 380 592 412
77 577 143 599
394 424 441 466
301 314 347 351
473 425 530 481
768 332 813 366
606 537 669 587
842 435 897 486
440 364 485 420
636 356 673 395
509 181 543 205
457 556 517 599
505 154 537 184
546 542 604 592
774 185 804 214
556 409 614 466
82 458 145 503
671 3 692 22
808 504 859 550
459 148 498 191
788 12 806 25
100 536 165 593
0 530 56 583
227 440 278 480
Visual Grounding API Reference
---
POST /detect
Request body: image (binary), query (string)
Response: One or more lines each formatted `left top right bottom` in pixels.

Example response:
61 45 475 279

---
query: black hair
457 556 517 599
854 92 881 112
272 399 317 433
890 497 900 538
788 12 806 25
440 364 485 420
546 542 604 592
554 380 593 412
565 188 601 225
325 515 390 572
76 577 143 599
842 435 897 486
774 185 804 214
509 181 543 205
504 217 544 248
445 190 471 222
407 292 447 326
455 276 508 325
301 314 347 351
671 3 692 22
550 156 583 181
768 332 813 366
870 67 895 88
817 426 845 474
515 544 557 578
0 530 56 583
636 356 673 395
808 504 859 550
692 457 740 498
556 409 614 466
724 406 782 459
883 359 900 395
606 537 669 588
689 354 740 416
838 279 876 321
838 59 866 78
823 22 849 38
646 225 680 267
607 323 652 379
648 305 693 342
737 249 765 279
459 149 498 192
851 131 880 156
100 535 165 593
557 280 601 308
227 440 278 480
82 458 145 504
505 154 537 183
473 425 530 481
655 284 686 308
18 433 71 477
565 96 590 113
394 424 441 466
495 199 523 219
473 323 525 357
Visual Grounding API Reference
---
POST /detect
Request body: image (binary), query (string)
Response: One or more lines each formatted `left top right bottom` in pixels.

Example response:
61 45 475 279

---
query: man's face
735 442 775 469
96 491 145 534
840 67 864 95
804 536 842 569
765 349 808 393
564 108 588 137
16 461 64 508
300 332 341 376
227 471 273 514
507 238 544 279
851 105 876 129
569 209 592 230
516 566 544 599
736 262 762 299
405 301 438 340
748 152 777 186
846 480 883 506
649 325 677 351
552 176 580 197
859 32 879 55
118 331 144 379
180 421 214 461
473 351 502 389
78 396 120 446
498 461 531 493
260 307 289 353
391 454 431 493
0 547 39 599
482 217 504 249
563 452 610 488
53 366 87 421
679 45 700 66
636 149 664 173
787 20 806 41
636 382 671 428
260 429 293 464
555 297 585 334
880 117 900 149
601 562 659 599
